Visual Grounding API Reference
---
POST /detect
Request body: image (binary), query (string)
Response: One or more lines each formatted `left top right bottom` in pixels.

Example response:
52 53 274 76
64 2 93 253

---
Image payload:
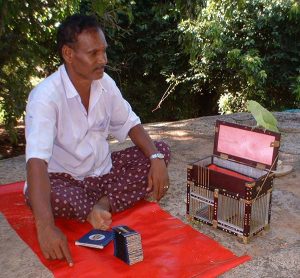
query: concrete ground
0 112 299 277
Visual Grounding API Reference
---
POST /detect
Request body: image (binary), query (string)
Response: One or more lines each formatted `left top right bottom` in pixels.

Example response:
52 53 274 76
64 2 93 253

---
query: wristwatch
149 152 165 160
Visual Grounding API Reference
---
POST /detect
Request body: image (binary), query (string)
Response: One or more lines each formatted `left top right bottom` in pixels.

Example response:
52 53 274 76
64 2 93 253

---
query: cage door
190 186 214 224
217 194 244 235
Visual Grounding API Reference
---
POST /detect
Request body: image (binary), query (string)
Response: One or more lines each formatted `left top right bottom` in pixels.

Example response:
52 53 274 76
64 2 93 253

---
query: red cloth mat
0 182 250 277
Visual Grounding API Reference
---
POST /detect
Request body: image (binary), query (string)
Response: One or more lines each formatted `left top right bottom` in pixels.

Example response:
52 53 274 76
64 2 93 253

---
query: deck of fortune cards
112 225 144 265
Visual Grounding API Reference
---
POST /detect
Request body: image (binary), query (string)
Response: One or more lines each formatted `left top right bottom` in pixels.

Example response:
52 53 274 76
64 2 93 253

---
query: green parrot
246 100 279 132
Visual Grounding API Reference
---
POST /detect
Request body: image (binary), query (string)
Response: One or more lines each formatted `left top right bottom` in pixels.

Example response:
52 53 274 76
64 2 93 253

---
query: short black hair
57 14 102 60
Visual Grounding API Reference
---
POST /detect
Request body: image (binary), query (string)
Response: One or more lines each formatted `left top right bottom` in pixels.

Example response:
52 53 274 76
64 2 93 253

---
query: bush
178 0 300 113
0 0 76 143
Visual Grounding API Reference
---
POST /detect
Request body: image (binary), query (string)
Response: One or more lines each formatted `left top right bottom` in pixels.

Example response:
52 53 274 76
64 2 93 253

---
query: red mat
0 182 250 277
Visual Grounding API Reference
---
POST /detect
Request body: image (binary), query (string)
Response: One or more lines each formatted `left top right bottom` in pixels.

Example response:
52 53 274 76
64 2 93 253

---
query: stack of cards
75 229 113 249
112 225 143 265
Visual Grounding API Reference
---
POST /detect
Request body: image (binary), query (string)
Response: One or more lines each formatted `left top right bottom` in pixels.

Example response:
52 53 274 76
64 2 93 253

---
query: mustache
94 65 106 71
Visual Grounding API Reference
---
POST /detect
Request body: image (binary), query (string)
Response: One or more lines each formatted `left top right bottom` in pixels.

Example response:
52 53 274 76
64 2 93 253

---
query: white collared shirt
25 65 141 179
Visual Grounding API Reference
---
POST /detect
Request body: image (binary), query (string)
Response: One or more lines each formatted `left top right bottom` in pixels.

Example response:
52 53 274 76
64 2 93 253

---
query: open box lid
213 120 281 170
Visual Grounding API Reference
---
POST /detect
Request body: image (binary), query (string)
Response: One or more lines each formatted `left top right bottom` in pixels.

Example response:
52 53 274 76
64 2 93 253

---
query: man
25 14 170 266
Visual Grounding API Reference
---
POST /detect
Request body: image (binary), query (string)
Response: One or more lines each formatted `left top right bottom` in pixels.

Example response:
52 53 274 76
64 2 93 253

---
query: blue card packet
75 229 113 249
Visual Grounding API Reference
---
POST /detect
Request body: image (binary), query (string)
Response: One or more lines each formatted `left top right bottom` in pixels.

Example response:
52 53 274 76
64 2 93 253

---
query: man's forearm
27 158 55 229
128 124 158 157
129 124 169 201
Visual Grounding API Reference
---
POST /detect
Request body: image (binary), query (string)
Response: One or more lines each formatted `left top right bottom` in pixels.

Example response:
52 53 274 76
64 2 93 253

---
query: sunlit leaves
178 0 300 113
0 0 78 141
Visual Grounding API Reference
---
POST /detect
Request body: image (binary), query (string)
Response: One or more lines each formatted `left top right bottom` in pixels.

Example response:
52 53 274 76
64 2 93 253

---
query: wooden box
186 120 281 243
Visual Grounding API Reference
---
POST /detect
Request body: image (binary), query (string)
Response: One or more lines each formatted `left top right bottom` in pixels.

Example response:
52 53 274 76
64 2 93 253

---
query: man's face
66 28 108 81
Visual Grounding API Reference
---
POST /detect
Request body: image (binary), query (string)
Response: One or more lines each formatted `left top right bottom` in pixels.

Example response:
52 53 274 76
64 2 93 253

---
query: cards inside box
207 164 254 182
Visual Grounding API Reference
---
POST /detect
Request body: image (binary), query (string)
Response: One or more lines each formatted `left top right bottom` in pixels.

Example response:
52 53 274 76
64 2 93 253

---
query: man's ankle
96 196 111 212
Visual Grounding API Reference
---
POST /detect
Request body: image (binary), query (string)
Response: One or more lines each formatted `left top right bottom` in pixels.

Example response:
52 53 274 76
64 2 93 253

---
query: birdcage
186 120 281 243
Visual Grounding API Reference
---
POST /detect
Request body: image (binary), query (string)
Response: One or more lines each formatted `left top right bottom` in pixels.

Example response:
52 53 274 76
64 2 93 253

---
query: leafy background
0 0 299 146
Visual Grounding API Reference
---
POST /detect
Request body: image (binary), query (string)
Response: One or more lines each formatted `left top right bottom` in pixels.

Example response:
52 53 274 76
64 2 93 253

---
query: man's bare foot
87 197 112 230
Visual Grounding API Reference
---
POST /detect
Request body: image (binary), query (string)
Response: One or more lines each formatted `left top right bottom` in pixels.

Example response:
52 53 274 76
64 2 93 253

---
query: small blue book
75 229 113 249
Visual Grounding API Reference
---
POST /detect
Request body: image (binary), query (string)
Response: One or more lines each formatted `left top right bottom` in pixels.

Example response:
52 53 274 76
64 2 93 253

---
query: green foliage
101 0 202 122
1 0 300 143
0 102 4 124
80 0 134 33
178 0 300 114
0 0 79 143
218 92 246 114
291 75 300 102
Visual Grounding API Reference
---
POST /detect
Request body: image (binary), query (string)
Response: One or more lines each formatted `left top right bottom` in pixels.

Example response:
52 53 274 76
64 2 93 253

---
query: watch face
157 153 164 159
150 153 165 160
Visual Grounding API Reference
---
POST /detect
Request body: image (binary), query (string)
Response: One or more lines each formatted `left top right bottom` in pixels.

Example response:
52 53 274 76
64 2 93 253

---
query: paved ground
1 112 300 277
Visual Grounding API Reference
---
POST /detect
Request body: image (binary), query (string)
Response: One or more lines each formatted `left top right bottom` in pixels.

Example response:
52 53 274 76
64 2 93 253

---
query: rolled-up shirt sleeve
108 85 141 142
25 98 57 163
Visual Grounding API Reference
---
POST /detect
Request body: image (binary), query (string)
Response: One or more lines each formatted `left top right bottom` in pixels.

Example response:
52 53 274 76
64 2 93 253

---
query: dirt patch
0 113 300 277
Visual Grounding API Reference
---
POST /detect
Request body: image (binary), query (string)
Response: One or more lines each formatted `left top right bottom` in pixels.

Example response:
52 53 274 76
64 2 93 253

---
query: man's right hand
37 223 73 266
27 158 73 266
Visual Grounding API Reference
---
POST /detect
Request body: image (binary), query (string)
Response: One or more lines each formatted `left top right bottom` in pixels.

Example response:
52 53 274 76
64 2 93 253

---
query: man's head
57 14 108 81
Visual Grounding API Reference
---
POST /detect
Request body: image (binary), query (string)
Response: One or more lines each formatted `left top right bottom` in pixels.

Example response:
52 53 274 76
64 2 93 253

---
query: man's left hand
147 159 170 201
